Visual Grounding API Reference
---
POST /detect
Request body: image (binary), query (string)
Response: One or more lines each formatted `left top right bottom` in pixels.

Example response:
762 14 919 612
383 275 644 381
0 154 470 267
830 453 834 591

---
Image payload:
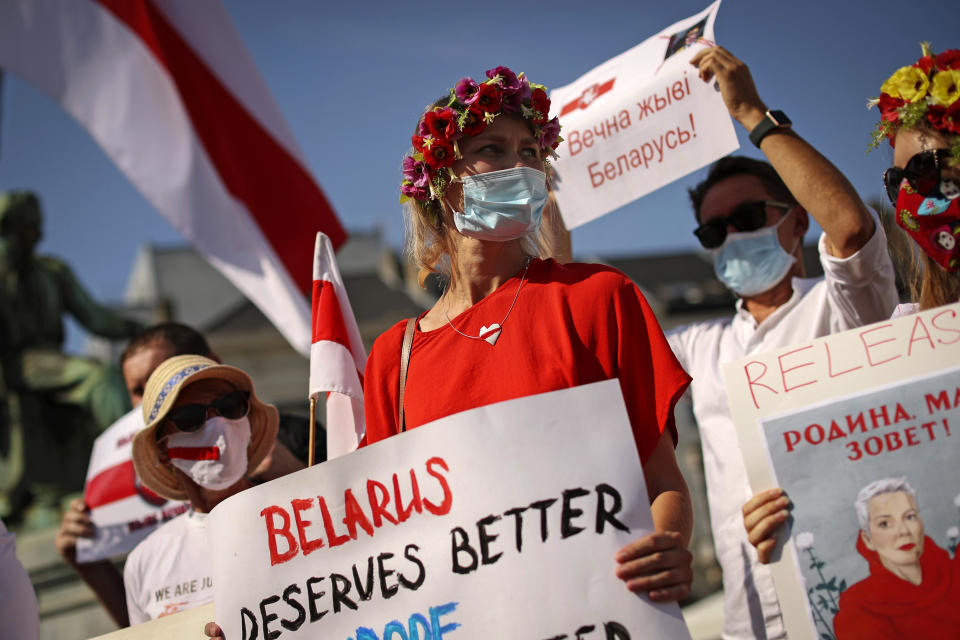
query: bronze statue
0 191 142 524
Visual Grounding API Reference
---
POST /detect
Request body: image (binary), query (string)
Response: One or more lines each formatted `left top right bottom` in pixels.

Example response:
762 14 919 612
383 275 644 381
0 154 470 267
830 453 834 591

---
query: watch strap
749 110 791 148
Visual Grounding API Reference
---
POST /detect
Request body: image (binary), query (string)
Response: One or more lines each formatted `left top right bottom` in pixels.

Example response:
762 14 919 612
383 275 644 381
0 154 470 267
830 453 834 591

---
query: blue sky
0 0 954 348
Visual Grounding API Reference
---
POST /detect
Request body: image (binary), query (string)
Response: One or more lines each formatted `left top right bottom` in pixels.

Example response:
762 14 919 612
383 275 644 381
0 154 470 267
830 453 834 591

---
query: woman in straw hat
125 354 278 624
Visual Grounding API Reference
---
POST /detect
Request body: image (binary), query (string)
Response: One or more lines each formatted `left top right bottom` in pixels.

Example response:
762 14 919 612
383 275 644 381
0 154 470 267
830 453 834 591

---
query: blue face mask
711 210 798 296
453 167 548 241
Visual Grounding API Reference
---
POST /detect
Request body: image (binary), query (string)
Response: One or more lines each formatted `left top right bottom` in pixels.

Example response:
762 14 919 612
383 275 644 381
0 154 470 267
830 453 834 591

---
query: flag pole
308 395 317 467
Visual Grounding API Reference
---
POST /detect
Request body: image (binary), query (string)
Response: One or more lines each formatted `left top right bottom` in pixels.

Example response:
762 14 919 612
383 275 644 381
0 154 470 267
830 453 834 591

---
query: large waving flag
310 232 366 459
0 0 345 355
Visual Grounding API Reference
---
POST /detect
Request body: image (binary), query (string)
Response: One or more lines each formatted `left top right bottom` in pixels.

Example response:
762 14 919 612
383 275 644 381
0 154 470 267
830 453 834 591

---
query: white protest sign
723 303 960 639
76 407 187 562
550 1 737 229
207 380 691 640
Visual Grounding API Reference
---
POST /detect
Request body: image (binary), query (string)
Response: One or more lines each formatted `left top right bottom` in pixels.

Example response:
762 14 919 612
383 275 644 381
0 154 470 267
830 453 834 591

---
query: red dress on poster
833 535 960 639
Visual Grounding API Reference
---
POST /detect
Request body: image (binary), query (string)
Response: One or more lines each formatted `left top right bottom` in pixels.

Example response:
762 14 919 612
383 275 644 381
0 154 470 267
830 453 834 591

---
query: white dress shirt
668 220 898 639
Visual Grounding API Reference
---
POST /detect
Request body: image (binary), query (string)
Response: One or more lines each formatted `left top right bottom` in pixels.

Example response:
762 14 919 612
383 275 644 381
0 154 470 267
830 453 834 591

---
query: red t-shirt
363 259 690 464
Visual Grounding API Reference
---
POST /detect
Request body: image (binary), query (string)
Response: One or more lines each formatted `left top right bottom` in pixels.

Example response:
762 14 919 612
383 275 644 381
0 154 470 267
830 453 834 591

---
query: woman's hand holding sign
614 432 694 602
615 531 693 601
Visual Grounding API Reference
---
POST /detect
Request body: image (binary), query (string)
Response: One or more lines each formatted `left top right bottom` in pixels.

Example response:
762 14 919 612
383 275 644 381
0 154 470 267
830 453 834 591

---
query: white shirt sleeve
123 546 149 625
817 207 899 331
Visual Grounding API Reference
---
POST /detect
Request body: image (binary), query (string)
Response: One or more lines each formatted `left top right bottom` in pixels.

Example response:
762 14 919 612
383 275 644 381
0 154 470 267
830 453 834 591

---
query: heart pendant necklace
442 258 531 346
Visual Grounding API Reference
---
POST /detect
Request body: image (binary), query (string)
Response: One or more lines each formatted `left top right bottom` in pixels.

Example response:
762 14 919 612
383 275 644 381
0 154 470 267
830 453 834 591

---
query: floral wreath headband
399 66 563 213
869 42 960 160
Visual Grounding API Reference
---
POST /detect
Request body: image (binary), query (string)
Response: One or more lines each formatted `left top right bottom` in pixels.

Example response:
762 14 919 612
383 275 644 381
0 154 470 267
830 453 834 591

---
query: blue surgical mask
711 210 798 296
453 167 548 241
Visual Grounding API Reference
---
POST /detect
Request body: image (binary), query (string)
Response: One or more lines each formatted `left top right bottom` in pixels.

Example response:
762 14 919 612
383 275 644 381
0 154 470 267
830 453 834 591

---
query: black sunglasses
883 149 950 205
694 200 793 249
161 390 250 436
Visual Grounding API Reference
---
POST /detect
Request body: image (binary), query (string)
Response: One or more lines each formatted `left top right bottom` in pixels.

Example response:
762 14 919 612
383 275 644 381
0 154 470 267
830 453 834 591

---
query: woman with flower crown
872 43 960 312
358 65 695 602
202 65 693 640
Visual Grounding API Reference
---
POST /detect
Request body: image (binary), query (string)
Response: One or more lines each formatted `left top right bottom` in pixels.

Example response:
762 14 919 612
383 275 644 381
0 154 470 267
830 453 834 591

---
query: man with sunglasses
54 323 305 627
121 354 279 624
667 47 898 640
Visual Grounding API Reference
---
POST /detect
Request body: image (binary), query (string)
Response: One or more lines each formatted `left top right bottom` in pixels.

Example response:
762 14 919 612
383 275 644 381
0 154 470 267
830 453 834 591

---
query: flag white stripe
309 340 363 400
151 0 308 168
0 0 312 354
326 392 365 459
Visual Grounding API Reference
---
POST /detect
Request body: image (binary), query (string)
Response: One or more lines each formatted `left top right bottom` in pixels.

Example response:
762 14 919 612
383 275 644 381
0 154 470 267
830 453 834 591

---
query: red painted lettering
784 430 801 452
932 308 960 344
393 469 422 522
905 426 921 446
907 317 936 356
859 324 901 367
291 498 324 555
367 479 397 527
423 457 453 516
319 497 350 547
805 424 825 445
778 345 817 393
342 489 374 539
885 431 903 451
745 360 777 409
261 505 298 565
864 436 883 456
825 340 862 378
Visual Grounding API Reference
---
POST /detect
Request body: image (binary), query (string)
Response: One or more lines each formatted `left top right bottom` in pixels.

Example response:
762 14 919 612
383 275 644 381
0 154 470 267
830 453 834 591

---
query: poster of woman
831 477 960 638
723 302 960 640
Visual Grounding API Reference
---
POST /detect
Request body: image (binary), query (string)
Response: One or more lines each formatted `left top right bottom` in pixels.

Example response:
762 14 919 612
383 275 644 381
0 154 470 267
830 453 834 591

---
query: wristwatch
749 110 792 148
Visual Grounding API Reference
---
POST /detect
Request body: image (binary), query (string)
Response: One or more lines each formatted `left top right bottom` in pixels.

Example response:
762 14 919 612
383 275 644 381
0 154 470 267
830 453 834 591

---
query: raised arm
690 46 875 258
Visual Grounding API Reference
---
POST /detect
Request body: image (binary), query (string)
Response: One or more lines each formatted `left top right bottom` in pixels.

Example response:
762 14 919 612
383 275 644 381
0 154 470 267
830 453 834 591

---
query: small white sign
550 1 738 229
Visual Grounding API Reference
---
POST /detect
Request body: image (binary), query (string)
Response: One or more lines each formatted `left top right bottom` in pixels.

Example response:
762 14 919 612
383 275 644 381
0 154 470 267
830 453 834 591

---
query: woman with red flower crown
870 43 960 312
374 65 695 601
204 64 693 640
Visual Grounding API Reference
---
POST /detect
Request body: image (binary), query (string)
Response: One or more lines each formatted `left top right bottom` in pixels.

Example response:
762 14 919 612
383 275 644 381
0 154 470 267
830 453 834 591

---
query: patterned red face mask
895 177 960 272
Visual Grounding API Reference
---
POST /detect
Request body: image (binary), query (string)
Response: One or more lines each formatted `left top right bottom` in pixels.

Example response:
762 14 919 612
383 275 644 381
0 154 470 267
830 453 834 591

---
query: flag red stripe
85 460 138 509
167 446 221 461
311 279 352 347
95 0 346 293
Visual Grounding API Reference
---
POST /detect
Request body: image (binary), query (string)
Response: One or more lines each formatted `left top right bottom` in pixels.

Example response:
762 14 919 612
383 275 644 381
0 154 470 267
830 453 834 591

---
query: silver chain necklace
441 258 531 346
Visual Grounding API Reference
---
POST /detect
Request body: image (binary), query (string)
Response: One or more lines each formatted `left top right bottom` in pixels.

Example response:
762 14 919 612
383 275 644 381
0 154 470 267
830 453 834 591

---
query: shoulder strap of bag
398 317 416 432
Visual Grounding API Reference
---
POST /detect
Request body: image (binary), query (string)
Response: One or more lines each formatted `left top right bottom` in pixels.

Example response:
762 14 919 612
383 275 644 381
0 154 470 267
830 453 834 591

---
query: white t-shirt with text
123 510 213 624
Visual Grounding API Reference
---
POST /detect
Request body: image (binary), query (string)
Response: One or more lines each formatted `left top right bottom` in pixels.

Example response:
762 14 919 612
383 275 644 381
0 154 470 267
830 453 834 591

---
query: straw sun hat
132 355 278 501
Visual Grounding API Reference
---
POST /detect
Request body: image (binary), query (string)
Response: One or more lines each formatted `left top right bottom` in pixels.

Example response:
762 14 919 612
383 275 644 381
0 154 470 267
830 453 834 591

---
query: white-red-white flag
76 408 188 563
310 232 366 459
0 0 346 355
